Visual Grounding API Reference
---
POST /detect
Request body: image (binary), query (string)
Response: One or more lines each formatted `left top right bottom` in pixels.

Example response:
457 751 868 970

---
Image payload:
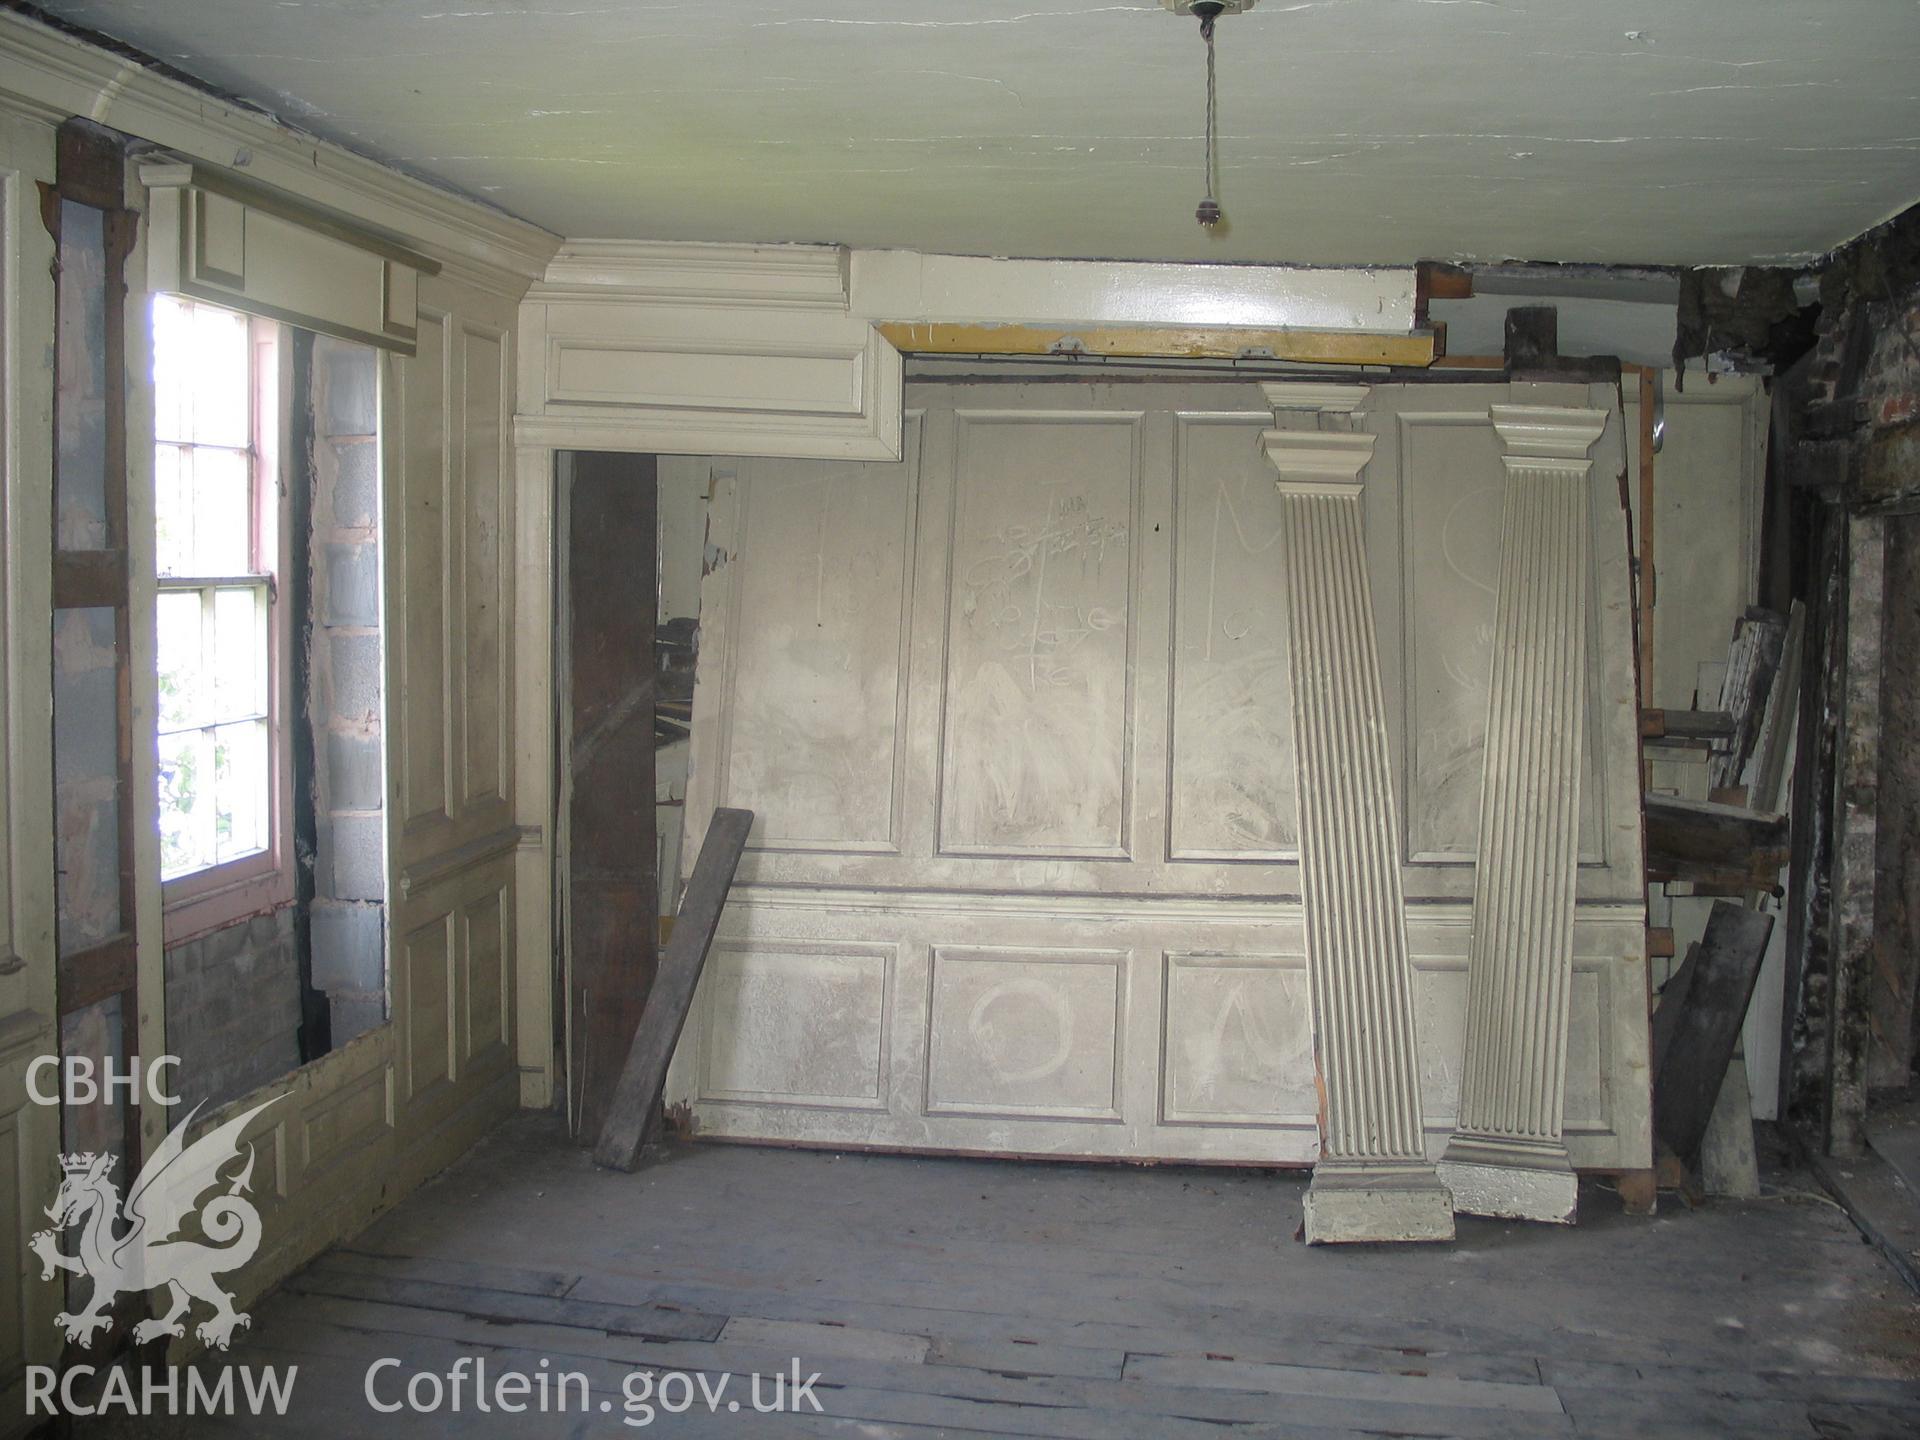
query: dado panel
696 942 893 1110
925 947 1126 1120
664 894 1646 1167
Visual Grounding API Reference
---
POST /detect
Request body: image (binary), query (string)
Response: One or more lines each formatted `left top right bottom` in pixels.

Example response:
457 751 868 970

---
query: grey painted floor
112 1116 1920 1437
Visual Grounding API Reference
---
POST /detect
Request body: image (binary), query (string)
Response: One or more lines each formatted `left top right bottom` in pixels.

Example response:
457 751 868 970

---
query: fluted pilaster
1261 383 1453 1245
1438 403 1607 1224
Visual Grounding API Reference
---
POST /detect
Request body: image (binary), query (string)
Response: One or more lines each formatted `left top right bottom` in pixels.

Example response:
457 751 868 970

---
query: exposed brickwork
162 905 301 1114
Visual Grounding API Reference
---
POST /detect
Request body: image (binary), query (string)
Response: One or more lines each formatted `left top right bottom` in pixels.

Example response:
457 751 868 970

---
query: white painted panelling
673 379 1649 1169
698 943 892 1110
663 894 1646 1168
926 947 1126 1120
1160 955 1314 1127
517 295 902 461
938 411 1140 858
710 430 920 854
1167 411 1298 861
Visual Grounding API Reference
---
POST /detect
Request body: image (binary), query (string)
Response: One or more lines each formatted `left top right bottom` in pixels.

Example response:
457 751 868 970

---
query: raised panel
460 324 507 813
1413 958 1610 1134
938 412 1139 857
398 309 450 829
299 1063 394 1169
462 884 507 1059
717 421 919 853
1399 412 1505 861
553 342 863 415
402 911 454 1098
1565 966 1608 1132
520 303 903 462
926 947 1124 1119
699 944 891 1108
1397 411 1605 863
1160 954 1313 1126
1413 963 1471 1123
1168 413 1298 861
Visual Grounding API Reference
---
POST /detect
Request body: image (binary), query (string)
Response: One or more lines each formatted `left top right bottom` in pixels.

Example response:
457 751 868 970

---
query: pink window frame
160 311 296 947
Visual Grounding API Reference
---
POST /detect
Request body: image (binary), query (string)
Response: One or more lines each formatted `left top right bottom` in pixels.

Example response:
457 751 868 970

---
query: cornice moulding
0 11 560 286
533 240 851 310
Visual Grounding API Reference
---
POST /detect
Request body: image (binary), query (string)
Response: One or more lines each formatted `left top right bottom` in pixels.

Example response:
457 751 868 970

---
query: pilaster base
1438 1133 1578 1224
1302 1161 1456 1245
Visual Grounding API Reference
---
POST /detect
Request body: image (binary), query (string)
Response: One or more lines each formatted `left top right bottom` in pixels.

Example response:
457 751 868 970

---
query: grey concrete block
330 992 387 1044
322 342 378 436
310 901 385 993
332 441 379 530
312 817 335 898
324 542 381 627
328 631 384 722
323 813 387 901
326 731 385 811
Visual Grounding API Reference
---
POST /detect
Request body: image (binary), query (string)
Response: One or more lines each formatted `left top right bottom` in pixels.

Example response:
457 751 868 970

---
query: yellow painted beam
875 321 1437 367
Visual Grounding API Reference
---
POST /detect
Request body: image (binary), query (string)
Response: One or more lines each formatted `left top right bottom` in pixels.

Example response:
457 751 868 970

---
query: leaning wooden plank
1653 900 1775 1162
1648 942 1700 1083
595 805 754 1171
1709 608 1788 792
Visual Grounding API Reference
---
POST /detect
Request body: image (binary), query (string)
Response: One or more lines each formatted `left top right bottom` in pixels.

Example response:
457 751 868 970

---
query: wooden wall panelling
670 378 1649 1172
662 893 1646 1168
0 106 62 1420
711 429 920 855
1167 406 1301 862
937 407 1142 859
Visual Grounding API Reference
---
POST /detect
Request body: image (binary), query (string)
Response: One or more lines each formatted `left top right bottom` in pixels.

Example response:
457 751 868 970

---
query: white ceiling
36 0 1920 267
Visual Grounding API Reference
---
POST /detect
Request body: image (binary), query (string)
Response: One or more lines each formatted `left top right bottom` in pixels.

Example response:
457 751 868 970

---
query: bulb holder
1196 196 1223 227
1160 1 1256 13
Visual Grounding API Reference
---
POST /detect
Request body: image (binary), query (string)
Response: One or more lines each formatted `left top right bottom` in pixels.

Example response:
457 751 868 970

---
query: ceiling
36 0 1920 268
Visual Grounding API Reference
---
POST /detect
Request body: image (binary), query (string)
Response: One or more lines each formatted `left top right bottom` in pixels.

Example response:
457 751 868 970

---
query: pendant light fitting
1162 1 1255 229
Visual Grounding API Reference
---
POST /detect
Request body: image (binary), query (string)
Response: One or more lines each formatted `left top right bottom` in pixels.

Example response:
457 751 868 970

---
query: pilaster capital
1261 429 1375 497
1260 381 1371 416
1488 405 1607 462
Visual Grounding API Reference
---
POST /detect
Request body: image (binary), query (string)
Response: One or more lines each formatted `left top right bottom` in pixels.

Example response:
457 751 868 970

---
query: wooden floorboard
81 1115 1920 1438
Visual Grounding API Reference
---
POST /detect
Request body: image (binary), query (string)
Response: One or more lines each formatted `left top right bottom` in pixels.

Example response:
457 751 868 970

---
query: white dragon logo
30 1096 281 1350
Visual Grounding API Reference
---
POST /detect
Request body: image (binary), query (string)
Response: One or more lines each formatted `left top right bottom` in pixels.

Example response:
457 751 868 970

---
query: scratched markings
1169 414 1299 861
939 412 1138 857
926 947 1125 1119
723 425 918 853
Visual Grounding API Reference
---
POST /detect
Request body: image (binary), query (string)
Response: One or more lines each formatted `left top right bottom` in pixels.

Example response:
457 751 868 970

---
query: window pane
185 447 252 574
156 589 206 733
158 727 215 880
212 719 268 864
154 444 191 576
211 585 267 722
152 294 191 444
190 303 251 447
